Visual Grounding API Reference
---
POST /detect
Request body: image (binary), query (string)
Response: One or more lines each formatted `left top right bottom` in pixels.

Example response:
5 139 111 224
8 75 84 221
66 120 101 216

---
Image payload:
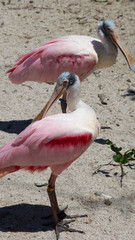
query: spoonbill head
97 20 135 72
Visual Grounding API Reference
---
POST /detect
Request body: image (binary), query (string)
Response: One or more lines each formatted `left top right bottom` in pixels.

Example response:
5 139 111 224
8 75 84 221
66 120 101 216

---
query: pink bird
0 72 100 239
7 19 135 120
7 20 135 85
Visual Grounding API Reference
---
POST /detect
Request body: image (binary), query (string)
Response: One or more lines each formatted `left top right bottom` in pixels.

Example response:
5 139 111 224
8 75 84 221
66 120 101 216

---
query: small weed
104 140 135 186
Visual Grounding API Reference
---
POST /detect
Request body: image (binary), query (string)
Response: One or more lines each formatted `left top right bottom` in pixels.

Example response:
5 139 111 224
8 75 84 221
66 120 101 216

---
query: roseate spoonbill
0 72 100 239
7 19 135 85
7 19 135 118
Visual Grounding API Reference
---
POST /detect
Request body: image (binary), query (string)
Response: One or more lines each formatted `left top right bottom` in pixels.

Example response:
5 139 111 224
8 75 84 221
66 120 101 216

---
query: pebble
34 181 48 187
98 93 108 104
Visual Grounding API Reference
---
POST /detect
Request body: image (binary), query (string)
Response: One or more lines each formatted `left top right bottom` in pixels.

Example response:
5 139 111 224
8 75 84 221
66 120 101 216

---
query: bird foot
43 205 87 234
56 219 85 240
56 206 87 239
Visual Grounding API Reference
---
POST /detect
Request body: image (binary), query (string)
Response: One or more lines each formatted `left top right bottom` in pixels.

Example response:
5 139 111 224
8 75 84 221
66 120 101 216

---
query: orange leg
47 173 59 224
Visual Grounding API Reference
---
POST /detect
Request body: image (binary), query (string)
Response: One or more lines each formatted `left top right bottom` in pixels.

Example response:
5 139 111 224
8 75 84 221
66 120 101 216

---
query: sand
0 0 135 239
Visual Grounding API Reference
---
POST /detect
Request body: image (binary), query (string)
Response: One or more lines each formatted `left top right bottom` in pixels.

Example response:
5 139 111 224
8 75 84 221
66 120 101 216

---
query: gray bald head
98 19 116 36
103 20 116 30
57 72 80 89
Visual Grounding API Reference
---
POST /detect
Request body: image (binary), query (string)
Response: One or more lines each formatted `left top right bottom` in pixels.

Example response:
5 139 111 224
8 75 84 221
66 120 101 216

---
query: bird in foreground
0 72 100 239
7 19 135 119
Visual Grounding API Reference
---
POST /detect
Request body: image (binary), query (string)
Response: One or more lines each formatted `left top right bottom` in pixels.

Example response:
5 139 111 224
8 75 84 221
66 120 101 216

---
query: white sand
0 0 135 239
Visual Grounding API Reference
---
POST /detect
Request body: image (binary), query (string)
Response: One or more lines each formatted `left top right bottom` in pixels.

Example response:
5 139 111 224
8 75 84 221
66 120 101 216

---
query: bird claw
55 206 87 239
56 220 85 240
42 205 87 237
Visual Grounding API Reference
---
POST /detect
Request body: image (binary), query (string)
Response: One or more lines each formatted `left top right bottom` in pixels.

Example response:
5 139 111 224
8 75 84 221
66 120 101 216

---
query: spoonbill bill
0 72 100 239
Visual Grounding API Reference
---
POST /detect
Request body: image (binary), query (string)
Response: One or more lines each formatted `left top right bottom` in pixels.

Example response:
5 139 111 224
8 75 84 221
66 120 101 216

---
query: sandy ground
0 0 135 239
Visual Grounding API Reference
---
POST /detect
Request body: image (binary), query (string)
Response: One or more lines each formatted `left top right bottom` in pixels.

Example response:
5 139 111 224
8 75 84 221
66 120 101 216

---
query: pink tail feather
0 140 48 178
0 165 48 178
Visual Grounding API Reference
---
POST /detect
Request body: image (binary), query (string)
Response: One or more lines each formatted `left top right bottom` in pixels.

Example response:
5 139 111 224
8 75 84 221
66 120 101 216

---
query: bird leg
60 92 67 113
47 173 86 239
47 173 59 224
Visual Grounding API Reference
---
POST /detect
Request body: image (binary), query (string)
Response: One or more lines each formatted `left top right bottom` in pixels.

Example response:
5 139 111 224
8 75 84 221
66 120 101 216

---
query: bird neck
66 86 82 112
95 28 118 69
67 90 90 113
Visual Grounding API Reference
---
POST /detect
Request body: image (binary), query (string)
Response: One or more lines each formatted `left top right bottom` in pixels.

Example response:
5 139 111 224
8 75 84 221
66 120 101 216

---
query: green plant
104 140 135 186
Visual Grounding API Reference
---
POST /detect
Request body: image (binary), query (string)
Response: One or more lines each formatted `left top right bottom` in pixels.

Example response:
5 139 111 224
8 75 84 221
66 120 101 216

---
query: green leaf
124 151 134 159
113 153 123 163
121 158 129 164
104 139 135 165
111 144 122 153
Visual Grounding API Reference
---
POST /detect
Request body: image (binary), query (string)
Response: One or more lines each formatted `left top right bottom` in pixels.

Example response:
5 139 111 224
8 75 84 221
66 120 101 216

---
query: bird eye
106 27 111 31
63 80 68 86
69 80 74 85
67 73 76 86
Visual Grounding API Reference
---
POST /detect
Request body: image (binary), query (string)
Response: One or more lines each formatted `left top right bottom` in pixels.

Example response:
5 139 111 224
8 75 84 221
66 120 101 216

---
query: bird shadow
0 203 54 232
121 89 135 101
0 119 32 135
95 138 109 145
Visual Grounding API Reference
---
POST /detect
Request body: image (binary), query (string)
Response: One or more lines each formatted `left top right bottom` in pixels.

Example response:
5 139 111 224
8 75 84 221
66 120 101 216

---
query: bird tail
0 166 20 178
0 140 48 178
0 140 19 178
0 166 48 178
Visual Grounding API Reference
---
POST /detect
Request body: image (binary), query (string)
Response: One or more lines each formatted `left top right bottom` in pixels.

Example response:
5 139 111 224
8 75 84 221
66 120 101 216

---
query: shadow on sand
122 89 135 101
0 203 54 232
0 119 32 135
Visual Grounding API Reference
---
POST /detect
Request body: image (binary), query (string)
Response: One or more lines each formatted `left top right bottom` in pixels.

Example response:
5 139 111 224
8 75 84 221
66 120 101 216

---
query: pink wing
7 35 97 84
0 114 93 176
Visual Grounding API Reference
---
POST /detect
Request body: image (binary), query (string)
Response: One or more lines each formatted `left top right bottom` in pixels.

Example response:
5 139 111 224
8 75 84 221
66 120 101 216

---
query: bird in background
7 19 135 119
0 72 100 239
